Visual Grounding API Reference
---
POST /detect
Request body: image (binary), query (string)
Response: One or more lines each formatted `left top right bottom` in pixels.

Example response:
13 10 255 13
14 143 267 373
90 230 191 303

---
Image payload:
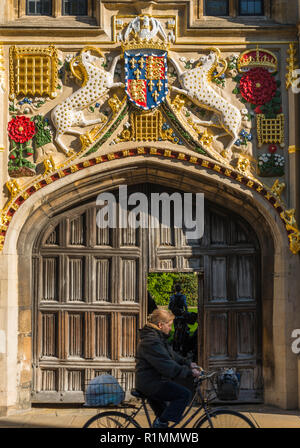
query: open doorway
147 271 204 364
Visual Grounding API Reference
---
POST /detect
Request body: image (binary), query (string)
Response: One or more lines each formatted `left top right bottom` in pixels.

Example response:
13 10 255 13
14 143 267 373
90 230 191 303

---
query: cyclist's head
175 284 181 293
148 309 174 335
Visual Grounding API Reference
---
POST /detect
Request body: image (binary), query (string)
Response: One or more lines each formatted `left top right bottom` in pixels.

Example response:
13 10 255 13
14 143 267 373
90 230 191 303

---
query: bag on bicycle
216 369 240 401
85 374 125 407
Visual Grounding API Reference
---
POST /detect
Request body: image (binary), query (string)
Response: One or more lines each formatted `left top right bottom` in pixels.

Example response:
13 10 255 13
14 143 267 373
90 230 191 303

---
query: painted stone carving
258 153 285 177
271 179 286 199
239 68 277 105
170 48 242 159
9 96 47 115
8 115 36 177
280 209 300 255
124 51 168 110
286 43 299 90
123 15 168 42
51 47 123 155
256 113 284 148
230 47 285 178
113 109 183 145
4 19 285 184
0 45 5 93
9 45 59 99
33 115 52 149
237 48 278 73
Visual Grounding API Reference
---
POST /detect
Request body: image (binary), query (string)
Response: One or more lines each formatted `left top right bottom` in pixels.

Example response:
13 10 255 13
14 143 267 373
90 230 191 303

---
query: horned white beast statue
51 47 123 155
170 49 242 159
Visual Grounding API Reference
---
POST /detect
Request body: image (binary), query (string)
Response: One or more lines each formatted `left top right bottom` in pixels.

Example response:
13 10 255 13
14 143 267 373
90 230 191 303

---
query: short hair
175 284 181 292
148 309 174 325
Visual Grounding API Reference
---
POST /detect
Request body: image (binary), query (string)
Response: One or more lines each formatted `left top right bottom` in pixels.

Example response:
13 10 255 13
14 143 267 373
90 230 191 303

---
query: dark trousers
147 381 192 424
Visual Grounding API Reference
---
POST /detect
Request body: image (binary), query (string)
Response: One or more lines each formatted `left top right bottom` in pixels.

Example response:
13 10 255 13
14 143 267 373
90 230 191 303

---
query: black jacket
169 293 188 317
135 324 192 396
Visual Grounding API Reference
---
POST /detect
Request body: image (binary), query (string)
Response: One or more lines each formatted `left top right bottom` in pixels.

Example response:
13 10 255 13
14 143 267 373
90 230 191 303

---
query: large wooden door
148 185 262 402
32 198 146 403
32 183 262 402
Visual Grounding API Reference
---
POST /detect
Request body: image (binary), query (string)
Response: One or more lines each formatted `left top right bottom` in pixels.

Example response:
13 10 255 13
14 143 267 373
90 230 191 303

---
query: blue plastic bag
85 374 125 407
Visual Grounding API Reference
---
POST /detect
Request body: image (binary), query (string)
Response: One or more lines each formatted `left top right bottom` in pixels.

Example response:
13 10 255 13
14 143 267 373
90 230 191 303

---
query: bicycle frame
131 380 214 429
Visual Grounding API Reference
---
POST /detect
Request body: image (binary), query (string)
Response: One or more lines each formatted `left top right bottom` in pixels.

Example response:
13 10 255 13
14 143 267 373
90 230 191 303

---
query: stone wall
0 0 299 414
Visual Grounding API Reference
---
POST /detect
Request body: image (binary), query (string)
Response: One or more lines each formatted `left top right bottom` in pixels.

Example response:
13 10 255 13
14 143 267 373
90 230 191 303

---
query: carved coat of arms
124 50 168 110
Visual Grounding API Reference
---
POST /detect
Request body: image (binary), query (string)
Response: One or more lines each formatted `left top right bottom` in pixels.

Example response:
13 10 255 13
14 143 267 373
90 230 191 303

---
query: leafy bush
147 272 198 306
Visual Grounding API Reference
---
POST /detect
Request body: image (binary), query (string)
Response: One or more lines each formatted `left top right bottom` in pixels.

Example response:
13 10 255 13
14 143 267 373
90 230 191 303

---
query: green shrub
147 272 198 307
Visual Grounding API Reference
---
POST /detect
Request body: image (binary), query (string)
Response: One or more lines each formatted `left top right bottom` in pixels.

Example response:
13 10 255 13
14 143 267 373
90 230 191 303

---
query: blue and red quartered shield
125 50 168 110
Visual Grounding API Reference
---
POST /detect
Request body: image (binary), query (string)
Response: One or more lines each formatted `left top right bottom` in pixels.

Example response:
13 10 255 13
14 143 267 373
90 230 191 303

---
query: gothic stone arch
0 156 299 412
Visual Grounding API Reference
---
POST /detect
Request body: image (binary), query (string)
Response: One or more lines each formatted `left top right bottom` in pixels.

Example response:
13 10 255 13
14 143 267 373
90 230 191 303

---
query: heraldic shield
125 50 168 110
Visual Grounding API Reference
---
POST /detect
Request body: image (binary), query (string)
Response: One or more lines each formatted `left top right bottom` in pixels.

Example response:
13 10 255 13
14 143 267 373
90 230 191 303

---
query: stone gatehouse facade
0 0 300 415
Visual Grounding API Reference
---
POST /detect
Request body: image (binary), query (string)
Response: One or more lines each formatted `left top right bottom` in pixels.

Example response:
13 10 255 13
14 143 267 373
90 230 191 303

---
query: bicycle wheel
83 411 141 428
195 410 255 428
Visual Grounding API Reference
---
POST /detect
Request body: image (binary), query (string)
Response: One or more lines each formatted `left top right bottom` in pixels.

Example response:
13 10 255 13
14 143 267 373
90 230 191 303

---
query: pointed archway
0 155 296 412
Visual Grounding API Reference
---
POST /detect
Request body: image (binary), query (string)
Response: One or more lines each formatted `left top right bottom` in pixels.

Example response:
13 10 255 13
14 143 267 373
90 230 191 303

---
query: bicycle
82 371 256 428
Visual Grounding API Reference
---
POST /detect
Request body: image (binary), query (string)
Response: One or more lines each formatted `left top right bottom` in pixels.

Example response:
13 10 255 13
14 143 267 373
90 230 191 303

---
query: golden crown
121 34 169 52
238 48 278 73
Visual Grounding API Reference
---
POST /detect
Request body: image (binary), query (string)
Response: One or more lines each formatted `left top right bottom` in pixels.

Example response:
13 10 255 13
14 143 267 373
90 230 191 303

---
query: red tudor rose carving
8 116 36 143
239 68 277 105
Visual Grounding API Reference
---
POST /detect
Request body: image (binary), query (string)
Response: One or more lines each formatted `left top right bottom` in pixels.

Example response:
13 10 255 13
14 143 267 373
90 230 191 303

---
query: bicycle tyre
195 409 255 428
83 411 141 428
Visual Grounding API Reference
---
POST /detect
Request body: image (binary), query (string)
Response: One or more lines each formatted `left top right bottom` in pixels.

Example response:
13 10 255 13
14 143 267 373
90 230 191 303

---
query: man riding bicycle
135 309 202 428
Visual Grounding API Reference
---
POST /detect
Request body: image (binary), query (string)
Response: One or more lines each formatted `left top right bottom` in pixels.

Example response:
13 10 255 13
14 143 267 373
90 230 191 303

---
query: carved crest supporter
2 14 298 254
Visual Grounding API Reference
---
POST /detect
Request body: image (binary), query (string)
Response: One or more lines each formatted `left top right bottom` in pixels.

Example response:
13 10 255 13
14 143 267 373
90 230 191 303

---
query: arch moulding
0 154 299 414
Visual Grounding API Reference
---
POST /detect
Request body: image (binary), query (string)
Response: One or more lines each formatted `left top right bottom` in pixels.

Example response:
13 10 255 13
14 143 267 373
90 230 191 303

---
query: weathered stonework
0 0 299 415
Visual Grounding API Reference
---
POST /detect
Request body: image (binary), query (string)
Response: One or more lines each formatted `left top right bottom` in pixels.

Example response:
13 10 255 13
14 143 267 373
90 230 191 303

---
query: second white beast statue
170 49 242 159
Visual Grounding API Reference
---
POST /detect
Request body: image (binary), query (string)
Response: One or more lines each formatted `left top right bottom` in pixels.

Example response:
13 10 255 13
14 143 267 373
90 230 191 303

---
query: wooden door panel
207 311 229 360
33 200 145 402
45 227 59 245
33 187 262 403
94 313 111 359
40 369 58 392
159 258 175 270
236 311 256 357
120 226 139 246
121 258 139 303
239 368 255 390
210 256 227 302
210 211 228 245
42 257 59 301
68 312 84 358
67 257 85 302
69 215 86 246
120 314 138 360
40 312 58 358
66 369 84 391
94 258 111 302
148 188 262 402
236 255 255 301
96 226 112 246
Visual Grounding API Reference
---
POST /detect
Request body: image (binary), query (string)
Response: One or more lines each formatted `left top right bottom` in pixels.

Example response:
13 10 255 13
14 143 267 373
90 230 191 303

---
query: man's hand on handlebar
190 363 204 377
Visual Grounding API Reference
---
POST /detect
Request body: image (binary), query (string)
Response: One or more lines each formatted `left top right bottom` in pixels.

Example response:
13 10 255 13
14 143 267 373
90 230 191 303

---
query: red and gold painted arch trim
0 147 299 254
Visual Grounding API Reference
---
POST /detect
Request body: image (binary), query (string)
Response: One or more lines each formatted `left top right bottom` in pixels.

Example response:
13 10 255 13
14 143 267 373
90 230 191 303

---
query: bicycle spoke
197 410 254 428
84 411 141 428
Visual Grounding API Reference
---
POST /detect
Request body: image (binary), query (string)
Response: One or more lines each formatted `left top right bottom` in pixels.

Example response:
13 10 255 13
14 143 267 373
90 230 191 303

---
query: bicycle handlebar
194 370 218 382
